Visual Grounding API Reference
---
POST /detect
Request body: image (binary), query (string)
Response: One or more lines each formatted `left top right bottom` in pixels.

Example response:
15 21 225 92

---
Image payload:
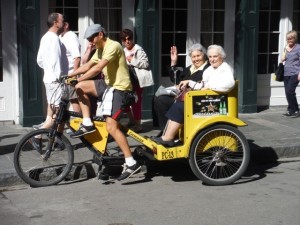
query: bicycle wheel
189 124 250 186
14 129 74 187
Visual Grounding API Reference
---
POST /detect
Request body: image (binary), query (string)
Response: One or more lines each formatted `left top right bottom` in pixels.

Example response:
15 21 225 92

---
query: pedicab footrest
154 145 178 161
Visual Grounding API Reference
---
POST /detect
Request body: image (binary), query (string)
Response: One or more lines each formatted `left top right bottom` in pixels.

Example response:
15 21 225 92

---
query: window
94 0 122 41
200 0 225 48
48 0 79 32
161 0 187 77
257 0 281 74
257 0 300 74
293 0 300 32
160 0 227 77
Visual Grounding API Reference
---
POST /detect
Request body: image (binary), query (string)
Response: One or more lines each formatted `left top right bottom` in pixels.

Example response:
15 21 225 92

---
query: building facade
0 0 299 126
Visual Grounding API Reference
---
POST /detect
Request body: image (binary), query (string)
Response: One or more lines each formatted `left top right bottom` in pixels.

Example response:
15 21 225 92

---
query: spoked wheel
14 129 74 187
189 124 250 186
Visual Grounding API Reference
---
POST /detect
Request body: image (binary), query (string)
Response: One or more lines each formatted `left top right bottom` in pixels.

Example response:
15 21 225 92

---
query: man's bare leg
40 104 56 129
106 117 132 157
106 117 141 180
70 80 98 137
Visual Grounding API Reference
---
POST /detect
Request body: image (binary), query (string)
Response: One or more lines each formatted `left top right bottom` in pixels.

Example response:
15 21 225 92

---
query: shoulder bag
275 63 284 82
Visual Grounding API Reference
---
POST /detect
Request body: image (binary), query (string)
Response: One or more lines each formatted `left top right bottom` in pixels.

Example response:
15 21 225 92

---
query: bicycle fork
43 100 69 160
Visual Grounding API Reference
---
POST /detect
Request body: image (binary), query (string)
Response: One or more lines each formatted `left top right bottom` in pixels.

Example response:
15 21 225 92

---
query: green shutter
18 0 44 126
234 0 259 113
135 0 159 119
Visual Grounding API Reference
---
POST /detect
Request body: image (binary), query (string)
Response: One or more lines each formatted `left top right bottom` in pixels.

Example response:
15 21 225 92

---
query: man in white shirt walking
36 12 68 130
59 16 81 113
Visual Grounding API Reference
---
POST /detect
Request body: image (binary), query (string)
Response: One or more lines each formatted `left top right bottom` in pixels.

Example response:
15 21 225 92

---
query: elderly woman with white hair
153 45 235 147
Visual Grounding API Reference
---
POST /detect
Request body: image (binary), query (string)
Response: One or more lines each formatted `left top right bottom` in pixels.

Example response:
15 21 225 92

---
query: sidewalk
1 107 300 187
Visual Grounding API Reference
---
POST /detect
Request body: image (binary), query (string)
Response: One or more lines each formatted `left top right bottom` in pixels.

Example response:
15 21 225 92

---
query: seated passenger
152 45 235 147
152 44 209 133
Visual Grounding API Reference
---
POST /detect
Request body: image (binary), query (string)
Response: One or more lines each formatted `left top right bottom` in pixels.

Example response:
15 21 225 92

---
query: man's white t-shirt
37 31 68 83
59 31 81 73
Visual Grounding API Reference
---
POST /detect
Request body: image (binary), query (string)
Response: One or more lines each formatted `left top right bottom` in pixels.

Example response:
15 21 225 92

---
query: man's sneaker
290 111 300 118
117 162 141 181
282 112 292 117
54 138 65 150
70 124 96 138
32 122 44 130
30 137 42 153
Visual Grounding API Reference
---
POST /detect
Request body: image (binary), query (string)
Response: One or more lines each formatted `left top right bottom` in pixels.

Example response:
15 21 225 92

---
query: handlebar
171 66 183 72
60 75 69 82
58 75 78 86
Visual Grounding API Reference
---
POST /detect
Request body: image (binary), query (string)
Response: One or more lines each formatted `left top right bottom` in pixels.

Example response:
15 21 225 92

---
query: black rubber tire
189 124 250 186
14 129 74 187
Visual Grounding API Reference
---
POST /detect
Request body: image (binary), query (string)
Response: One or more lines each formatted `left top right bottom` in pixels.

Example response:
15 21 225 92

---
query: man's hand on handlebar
66 77 78 86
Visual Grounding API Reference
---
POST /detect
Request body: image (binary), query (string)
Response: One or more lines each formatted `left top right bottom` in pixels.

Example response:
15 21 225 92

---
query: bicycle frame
14 79 250 186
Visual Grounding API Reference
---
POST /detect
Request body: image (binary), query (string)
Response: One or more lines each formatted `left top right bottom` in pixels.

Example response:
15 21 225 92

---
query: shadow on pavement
0 134 24 155
248 139 279 164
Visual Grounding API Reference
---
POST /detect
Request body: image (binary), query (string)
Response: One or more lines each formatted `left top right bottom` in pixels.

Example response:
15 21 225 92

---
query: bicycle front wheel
189 124 250 186
14 129 74 187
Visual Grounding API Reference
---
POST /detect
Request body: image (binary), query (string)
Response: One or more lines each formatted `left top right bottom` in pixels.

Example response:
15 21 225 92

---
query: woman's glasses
122 37 132 42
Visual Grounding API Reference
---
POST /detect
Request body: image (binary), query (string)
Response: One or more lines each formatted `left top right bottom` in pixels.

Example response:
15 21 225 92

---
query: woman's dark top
168 63 210 84
152 62 210 129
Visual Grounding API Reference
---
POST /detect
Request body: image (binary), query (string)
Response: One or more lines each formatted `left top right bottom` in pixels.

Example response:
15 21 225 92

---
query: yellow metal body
69 118 109 154
68 81 246 161
151 81 247 160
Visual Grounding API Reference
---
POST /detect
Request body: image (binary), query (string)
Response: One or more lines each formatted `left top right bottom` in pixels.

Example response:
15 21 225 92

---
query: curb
1 145 299 188
0 162 100 188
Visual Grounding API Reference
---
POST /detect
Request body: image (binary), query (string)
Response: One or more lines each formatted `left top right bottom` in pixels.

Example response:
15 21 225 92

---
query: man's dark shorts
68 85 77 100
94 79 126 117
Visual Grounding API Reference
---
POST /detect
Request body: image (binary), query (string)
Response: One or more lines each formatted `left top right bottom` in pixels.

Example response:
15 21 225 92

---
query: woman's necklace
286 43 296 52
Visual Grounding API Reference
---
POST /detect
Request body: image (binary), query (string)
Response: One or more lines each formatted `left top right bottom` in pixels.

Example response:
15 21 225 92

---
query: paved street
1 157 300 225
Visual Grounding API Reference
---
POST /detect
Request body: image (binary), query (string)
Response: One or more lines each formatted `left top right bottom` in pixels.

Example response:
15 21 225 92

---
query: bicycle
14 76 250 187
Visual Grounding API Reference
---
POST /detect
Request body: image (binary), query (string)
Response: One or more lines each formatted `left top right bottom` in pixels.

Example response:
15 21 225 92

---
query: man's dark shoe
70 124 96 138
30 137 42 153
117 162 141 181
290 111 300 118
54 140 65 151
32 122 44 130
282 112 292 117
151 136 175 147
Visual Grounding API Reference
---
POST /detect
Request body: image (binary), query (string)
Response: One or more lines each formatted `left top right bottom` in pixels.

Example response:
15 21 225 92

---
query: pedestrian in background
120 29 153 132
59 15 81 113
282 30 300 118
35 12 68 130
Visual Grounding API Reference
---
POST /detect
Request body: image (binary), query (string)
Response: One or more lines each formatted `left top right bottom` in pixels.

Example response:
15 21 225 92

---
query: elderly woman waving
152 45 235 147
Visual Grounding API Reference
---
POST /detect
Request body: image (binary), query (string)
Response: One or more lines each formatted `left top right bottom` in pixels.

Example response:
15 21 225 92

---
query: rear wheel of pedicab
189 124 250 186
14 129 74 187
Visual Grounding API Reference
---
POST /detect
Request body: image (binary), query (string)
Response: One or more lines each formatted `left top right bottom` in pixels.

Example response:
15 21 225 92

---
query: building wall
1 0 299 124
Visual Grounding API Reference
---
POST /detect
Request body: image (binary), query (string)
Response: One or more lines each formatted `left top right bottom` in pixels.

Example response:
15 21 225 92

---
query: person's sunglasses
122 37 132 41
88 33 98 42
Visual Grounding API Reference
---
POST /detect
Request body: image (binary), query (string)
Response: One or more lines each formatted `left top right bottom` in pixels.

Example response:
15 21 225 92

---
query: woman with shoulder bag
120 29 154 132
282 30 300 118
